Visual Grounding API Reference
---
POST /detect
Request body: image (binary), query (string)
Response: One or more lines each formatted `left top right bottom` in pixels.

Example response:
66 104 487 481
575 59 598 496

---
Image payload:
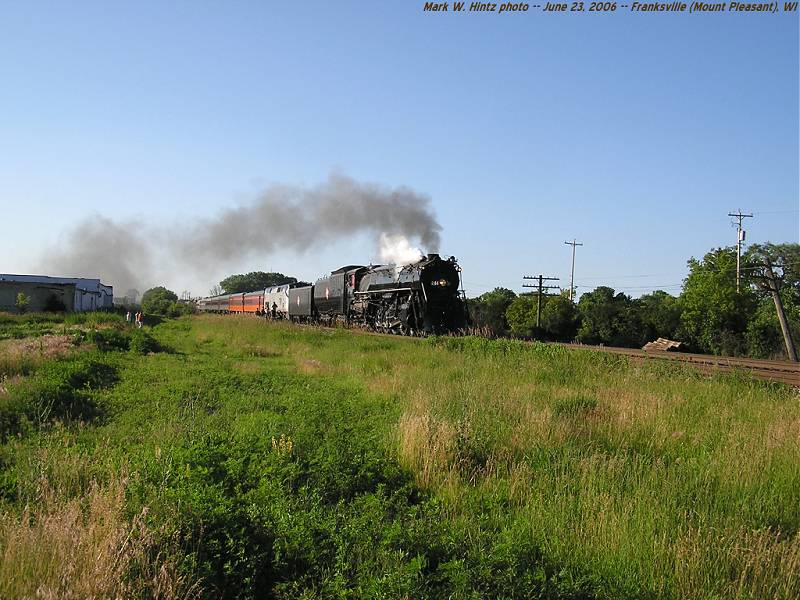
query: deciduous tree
141 286 179 315
636 290 681 345
541 293 581 341
505 295 538 337
679 247 756 355
468 287 517 335
744 243 800 360
576 287 640 347
220 272 297 294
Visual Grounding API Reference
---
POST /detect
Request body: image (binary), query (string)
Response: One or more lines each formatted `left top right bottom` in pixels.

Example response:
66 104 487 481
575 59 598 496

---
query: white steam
378 233 425 267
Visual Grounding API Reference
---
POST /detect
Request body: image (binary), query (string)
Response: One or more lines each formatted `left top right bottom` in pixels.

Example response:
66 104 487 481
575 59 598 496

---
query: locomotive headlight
437 279 448 287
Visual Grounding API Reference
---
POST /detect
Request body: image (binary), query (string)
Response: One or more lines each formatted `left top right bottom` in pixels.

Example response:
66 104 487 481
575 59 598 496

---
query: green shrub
15 293 30 314
87 329 130 352
0 356 117 440
148 387 597 599
129 329 159 355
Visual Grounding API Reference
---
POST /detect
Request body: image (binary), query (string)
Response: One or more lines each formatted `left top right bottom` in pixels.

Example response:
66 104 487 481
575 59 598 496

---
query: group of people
257 303 280 319
126 310 144 328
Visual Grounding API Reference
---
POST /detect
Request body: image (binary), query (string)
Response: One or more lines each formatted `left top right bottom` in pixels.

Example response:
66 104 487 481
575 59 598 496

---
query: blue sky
1 2 797 297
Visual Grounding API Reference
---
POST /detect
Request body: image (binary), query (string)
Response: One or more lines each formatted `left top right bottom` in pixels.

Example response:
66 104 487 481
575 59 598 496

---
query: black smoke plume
39 173 442 294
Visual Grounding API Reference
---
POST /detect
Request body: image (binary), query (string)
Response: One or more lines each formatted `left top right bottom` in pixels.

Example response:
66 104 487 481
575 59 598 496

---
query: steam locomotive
197 253 468 335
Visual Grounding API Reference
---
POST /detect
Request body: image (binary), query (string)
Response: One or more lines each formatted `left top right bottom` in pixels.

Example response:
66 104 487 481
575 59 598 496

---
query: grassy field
0 313 798 599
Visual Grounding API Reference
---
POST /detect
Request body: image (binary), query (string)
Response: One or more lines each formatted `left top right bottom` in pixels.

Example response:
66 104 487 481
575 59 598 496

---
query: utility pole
564 239 583 301
728 210 753 293
522 275 560 329
762 259 798 362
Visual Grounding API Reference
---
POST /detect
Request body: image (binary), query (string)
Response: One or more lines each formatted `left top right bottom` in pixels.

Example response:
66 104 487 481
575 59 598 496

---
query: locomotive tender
197 253 468 335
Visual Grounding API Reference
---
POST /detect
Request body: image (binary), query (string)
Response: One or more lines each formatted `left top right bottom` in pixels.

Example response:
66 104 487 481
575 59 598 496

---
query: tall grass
0 314 797 598
0 310 125 341
394 336 800 598
229 319 800 598
0 474 197 599
0 335 77 379
63 311 125 327
0 312 64 326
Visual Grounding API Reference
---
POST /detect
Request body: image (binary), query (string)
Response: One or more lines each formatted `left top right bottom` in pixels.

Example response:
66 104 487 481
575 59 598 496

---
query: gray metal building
0 274 113 313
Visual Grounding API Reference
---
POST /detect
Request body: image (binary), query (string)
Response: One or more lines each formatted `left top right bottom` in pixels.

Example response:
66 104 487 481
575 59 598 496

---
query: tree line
211 271 308 295
140 243 798 360
468 243 799 359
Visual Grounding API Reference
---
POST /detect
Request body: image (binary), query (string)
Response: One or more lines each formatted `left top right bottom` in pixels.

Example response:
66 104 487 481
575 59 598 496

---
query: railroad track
558 343 800 387
250 317 800 387
350 326 800 387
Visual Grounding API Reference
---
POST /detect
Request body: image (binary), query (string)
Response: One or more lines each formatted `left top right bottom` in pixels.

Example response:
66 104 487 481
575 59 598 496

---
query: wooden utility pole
762 259 798 362
522 275 560 328
728 210 753 293
564 239 583 301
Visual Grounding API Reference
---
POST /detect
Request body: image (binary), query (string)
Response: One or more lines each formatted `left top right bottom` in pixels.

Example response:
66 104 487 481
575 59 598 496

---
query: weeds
0 311 123 341
0 355 116 440
0 315 797 598
0 335 77 379
0 475 198 599
129 329 160 354
63 311 125 327
552 394 598 417
87 328 131 352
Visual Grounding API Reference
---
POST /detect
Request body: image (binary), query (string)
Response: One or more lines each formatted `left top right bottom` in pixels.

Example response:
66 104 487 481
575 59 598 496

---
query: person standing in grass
126 310 131 324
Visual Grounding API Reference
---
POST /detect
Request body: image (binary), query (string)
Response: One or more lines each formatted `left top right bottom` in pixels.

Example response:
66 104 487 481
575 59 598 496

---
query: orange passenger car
238 291 264 314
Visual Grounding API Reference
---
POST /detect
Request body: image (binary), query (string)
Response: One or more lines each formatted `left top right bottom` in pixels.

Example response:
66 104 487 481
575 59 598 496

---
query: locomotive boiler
349 253 467 334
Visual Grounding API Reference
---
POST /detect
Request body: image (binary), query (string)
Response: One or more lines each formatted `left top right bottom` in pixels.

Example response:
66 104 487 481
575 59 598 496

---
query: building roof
0 274 112 292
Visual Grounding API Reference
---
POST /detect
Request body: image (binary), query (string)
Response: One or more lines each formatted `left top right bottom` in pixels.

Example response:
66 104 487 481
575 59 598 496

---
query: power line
575 273 682 281
611 284 684 291
462 281 523 291
464 259 799 297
